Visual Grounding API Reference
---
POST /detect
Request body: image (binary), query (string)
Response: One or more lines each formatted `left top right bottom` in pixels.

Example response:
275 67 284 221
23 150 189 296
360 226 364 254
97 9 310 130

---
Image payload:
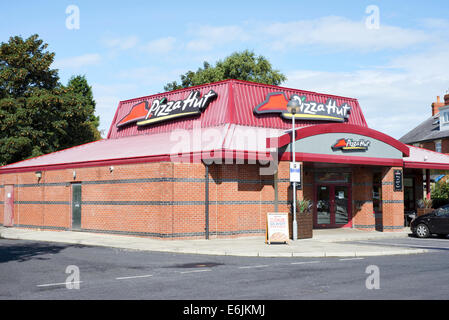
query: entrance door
315 184 351 228
71 183 82 230
3 185 14 227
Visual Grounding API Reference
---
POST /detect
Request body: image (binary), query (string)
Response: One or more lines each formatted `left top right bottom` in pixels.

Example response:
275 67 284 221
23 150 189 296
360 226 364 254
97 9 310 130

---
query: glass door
316 186 331 225
315 184 351 228
334 186 349 225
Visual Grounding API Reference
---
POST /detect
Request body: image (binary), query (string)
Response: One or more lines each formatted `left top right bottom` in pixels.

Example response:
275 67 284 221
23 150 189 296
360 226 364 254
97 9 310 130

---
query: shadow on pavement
0 240 77 263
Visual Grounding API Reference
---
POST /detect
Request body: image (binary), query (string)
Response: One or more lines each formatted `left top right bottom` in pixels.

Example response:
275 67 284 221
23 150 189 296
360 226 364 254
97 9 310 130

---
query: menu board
266 212 289 244
394 169 403 192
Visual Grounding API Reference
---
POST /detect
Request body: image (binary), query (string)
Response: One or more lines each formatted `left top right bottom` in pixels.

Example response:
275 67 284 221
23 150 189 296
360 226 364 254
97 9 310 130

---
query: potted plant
296 199 312 214
417 198 433 216
289 199 313 239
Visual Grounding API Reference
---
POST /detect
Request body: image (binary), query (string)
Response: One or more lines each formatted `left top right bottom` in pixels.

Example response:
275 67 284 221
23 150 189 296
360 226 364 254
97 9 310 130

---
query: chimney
432 96 445 116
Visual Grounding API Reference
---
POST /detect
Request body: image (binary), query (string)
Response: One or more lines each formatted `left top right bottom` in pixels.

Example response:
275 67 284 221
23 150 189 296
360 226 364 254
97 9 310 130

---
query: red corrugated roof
0 124 282 173
0 79 368 172
107 79 367 139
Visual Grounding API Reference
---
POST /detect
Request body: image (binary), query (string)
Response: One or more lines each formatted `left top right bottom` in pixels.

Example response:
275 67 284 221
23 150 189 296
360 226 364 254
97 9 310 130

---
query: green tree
64 75 102 144
164 50 286 91
431 180 449 208
0 34 101 166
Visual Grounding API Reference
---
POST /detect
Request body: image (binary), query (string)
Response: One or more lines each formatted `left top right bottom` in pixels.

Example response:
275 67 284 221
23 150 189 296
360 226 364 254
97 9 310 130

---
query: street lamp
287 97 300 241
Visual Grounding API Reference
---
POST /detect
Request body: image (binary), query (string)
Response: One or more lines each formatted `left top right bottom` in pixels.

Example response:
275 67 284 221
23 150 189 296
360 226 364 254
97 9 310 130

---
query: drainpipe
274 172 279 212
205 164 210 240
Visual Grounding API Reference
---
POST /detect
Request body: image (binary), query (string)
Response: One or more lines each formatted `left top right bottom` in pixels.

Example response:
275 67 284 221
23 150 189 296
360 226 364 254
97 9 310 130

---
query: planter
417 208 433 217
289 210 313 239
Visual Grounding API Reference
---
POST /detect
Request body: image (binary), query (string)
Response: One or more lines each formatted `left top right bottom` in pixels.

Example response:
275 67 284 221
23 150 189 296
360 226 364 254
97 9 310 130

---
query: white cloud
186 25 250 51
142 37 177 54
418 18 449 30
102 35 139 50
262 16 433 51
285 46 449 139
53 53 101 69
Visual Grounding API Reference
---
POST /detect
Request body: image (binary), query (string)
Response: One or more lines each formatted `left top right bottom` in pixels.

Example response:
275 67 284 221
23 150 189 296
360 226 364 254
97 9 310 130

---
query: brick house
400 94 449 153
399 94 449 208
2 79 449 239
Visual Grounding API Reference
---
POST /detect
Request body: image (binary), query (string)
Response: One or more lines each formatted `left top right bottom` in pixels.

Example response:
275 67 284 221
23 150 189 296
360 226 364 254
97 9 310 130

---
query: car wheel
415 223 430 238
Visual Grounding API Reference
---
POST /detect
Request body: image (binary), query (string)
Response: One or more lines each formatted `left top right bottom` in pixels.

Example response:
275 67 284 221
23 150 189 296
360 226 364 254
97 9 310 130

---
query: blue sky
1 0 449 138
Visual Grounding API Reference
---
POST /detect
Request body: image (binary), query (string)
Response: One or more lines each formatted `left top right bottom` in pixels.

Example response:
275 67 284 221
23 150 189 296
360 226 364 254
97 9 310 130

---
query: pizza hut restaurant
2 79 449 239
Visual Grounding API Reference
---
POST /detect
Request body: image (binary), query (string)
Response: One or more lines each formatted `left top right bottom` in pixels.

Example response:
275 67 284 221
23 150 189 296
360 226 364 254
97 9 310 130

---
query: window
435 140 442 153
444 112 449 123
435 205 449 217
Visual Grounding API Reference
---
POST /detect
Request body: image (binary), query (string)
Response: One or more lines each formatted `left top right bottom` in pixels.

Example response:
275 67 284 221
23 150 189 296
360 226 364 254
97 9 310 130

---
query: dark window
404 178 415 211
373 172 382 213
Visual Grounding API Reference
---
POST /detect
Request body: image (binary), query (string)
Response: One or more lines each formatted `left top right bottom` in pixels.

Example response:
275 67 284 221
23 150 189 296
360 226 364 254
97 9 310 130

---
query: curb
0 228 428 258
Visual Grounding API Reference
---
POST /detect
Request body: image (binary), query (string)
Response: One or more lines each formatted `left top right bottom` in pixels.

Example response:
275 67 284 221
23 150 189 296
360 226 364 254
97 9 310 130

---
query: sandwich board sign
266 212 289 244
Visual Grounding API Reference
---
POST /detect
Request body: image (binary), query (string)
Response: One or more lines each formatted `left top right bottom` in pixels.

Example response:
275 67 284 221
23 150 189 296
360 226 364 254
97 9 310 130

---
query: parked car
410 204 449 238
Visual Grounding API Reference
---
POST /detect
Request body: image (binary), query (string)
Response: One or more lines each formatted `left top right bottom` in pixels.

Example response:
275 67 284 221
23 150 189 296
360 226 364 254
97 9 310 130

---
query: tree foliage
0 34 101 166
164 50 287 91
431 181 449 208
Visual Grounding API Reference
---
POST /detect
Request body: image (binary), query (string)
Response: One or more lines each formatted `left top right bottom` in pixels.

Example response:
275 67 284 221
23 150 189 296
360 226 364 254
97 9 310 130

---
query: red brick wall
0 161 284 239
352 167 375 231
381 167 404 231
419 138 449 154
0 161 409 238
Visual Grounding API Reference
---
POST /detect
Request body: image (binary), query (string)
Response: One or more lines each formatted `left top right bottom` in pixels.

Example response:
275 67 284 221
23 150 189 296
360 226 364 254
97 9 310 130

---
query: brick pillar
159 162 174 238
352 167 375 231
382 167 404 231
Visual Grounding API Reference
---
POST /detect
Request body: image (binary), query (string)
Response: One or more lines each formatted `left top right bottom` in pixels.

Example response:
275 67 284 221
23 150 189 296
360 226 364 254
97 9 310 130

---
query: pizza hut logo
332 138 370 152
117 90 217 127
254 92 351 122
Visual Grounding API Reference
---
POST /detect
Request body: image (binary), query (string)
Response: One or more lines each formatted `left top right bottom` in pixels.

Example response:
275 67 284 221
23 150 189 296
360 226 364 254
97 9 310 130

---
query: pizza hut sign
254 92 351 122
332 138 370 152
117 90 217 127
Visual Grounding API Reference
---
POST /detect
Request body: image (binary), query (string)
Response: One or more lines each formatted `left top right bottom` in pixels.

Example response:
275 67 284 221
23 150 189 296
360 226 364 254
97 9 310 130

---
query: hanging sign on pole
290 162 301 183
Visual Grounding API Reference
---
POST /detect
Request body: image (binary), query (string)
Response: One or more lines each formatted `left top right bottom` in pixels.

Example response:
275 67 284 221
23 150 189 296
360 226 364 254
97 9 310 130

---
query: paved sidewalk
0 226 425 258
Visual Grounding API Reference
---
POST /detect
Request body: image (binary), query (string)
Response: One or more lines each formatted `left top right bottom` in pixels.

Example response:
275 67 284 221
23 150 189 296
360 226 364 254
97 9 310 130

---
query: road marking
179 269 211 274
37 281 82 287
238 265 269 269
116 274 153 280
355 240 448 250
290 261 320 265
339 258 364 261
408 238 449 242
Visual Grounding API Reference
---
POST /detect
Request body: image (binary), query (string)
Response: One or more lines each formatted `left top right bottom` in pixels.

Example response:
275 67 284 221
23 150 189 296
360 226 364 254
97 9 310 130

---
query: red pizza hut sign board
117 90 217 127
332 138 370 152
254 92 351 122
